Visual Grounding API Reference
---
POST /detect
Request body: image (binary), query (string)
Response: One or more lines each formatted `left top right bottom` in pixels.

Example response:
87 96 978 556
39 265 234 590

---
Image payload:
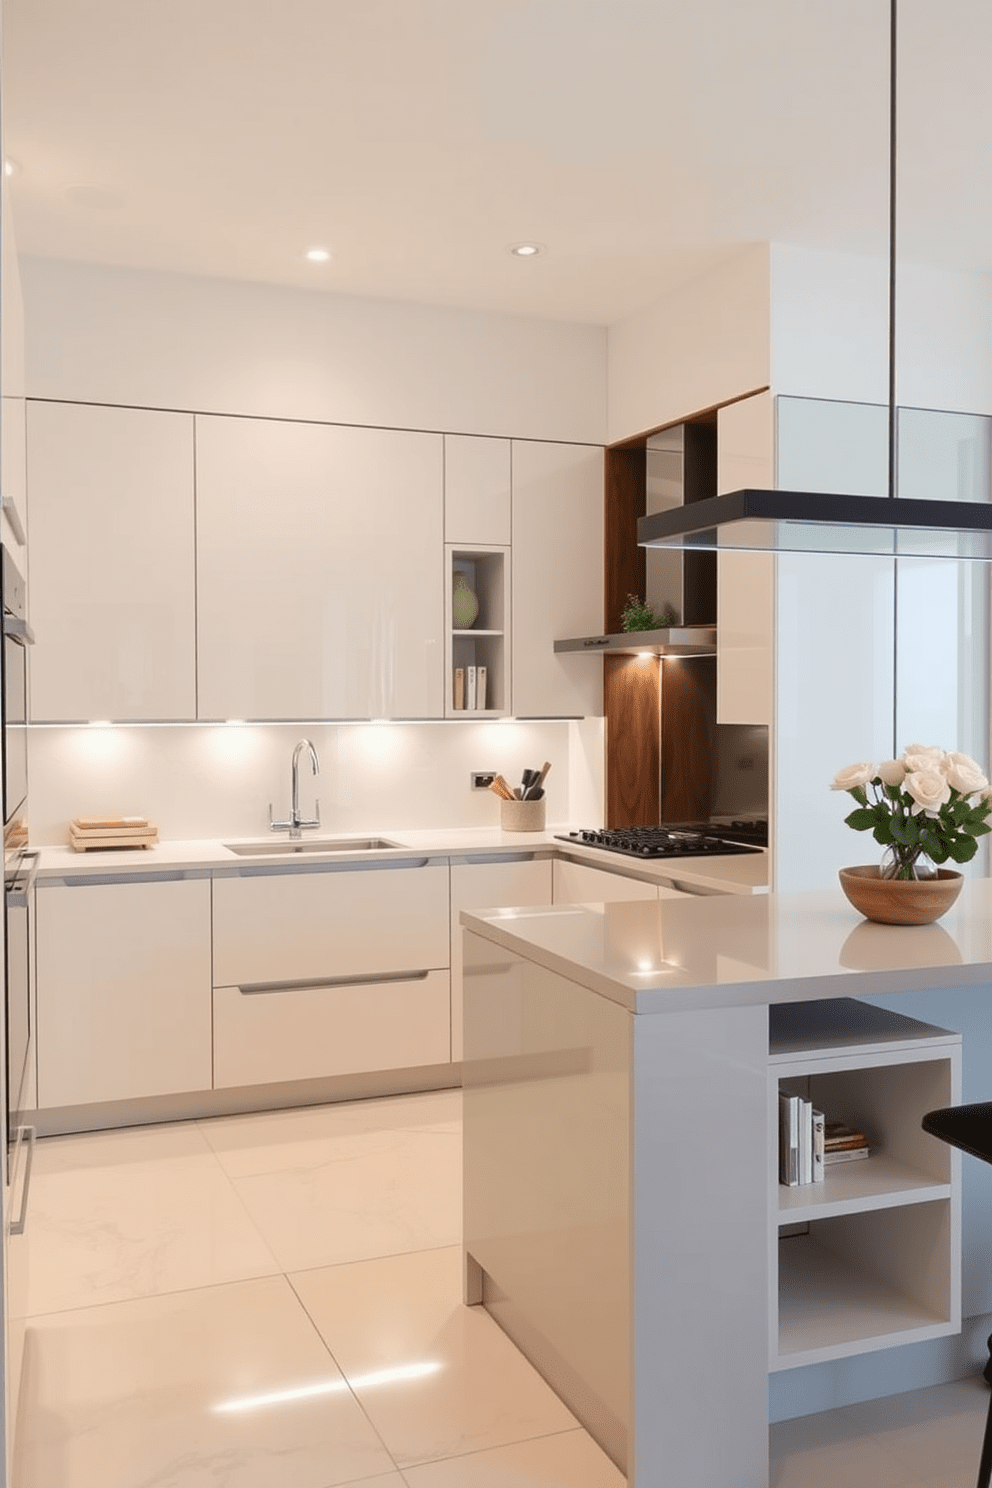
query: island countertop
461 878 992 1013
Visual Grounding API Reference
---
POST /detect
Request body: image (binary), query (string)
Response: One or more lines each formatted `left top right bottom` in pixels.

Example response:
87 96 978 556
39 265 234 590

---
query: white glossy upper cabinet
444 435 511 545
196 416 444 720
511 440 604 717
27 401 196 721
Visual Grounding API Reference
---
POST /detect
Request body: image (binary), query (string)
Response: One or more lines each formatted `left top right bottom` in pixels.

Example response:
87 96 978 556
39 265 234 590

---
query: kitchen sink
224 837 402 856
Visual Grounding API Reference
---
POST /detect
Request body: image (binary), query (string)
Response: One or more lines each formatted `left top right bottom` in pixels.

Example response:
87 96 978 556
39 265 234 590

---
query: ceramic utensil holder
500 798 546 832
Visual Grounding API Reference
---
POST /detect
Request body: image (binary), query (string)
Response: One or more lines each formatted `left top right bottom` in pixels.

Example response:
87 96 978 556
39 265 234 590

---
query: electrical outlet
471 772 497 790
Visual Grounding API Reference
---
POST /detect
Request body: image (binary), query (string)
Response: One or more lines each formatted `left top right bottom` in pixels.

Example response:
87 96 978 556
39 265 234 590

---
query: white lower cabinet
212 861 449 984
769 999 962 1369
36 877 212 1108
212 861 451 1084
213 970 450 1088
553 857 684 905
449 855 553 1060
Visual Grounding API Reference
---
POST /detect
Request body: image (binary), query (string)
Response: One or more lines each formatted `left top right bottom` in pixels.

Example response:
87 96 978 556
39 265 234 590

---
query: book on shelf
798 1098 812 1185
812 1108 825 1182
822 1119 869 1164
453 667 465 709
466 665 477 710
779 1091 800 1186
477 665 487 711
823 1145 869 1165
824 1121 868 1150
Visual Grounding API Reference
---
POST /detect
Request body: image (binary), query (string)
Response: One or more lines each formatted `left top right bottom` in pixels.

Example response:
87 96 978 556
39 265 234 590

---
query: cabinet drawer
212 862 449 986
213 969 450 1088
552 858 660 905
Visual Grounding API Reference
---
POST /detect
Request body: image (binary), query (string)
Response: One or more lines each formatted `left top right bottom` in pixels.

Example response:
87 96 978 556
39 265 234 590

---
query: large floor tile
402 1428 625 1486
291 1246 579 1469
850 1377 988 1480
32 1120 214 1176
230 1124 461 1269
15 1275 398 1488
28 1138 280 1315
769 1433 919 1488
199 1090 462 1179
770 1377 991 1488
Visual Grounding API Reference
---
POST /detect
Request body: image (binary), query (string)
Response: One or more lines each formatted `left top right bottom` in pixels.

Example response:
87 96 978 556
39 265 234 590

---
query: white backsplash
27 719 605 846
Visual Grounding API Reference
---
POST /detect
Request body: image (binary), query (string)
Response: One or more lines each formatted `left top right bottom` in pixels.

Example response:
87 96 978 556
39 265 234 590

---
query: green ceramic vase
452 572 480 628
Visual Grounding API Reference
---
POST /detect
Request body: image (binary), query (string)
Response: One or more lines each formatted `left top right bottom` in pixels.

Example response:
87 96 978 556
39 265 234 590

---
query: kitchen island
459 886 989 1488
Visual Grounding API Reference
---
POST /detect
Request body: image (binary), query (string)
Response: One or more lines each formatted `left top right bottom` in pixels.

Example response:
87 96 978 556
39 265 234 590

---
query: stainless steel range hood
637 489 992 561
635 3 992 564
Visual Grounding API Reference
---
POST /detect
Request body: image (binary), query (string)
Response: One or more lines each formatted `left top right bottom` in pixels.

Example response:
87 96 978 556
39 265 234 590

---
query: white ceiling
5 0 992 325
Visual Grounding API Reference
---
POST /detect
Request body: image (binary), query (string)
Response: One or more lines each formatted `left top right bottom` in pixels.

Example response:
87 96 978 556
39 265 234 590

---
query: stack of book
453 665 487 711
779 1094 871 1186
778 1092 825 1186
69 816 159 851
823 1121 870 1165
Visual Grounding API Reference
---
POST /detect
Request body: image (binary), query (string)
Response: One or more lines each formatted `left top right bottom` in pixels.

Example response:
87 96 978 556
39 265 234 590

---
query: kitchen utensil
489 775 517 802
536 761 552 788
522 784 544 801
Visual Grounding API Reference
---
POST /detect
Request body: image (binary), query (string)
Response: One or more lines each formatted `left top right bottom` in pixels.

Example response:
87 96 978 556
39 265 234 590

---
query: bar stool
922 1102 992 1488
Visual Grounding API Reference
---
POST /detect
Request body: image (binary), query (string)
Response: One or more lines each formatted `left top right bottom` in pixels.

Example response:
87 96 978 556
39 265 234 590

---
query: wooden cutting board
69 825 159 851
70 821 150 833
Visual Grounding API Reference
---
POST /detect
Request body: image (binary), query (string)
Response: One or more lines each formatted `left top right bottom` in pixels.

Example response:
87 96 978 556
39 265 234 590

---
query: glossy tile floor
13 1088 992 1487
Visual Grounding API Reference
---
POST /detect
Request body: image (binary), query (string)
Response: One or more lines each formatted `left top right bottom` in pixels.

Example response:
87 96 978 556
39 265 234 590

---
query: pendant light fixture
637 0 992 562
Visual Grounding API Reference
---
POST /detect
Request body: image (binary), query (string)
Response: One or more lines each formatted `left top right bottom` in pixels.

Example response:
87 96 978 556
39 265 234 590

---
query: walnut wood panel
660 656 715 822
604 444 647 634
605 653 660 827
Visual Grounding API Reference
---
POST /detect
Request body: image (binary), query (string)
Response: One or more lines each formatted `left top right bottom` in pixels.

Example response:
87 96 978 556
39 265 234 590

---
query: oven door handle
10 1125 35 1236
2 615 35 645
6 851 39 908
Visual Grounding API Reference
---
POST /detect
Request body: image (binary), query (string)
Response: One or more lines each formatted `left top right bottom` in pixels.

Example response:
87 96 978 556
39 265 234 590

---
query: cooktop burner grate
555 825 766 859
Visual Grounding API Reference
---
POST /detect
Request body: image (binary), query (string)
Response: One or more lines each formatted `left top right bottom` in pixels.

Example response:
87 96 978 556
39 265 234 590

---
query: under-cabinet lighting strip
27 716 581 728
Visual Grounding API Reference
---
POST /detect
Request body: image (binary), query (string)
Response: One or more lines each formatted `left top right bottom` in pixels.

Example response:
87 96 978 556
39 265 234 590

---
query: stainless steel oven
2 546 29 835
4 848 36 1193
2 545 35 1191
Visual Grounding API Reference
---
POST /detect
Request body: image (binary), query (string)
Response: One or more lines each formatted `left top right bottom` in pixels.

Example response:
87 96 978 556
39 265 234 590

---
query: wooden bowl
838 865 963 926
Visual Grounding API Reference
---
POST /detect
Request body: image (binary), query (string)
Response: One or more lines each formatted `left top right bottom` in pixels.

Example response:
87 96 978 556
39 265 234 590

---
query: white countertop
34 825 768 894
460 880 992 1014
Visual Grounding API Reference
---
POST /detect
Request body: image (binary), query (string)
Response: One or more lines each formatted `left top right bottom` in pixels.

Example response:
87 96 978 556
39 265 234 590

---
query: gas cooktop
555 823 767 860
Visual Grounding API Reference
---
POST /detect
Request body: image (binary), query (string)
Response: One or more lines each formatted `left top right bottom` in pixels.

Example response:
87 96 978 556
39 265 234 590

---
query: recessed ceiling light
3 158 19 177
305 247 331 263
509 242 543 258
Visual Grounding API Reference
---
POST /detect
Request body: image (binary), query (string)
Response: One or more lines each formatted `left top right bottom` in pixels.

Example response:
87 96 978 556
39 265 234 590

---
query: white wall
770 243 992 414
27 719 592 846
20 257 607 445
606 242 770 444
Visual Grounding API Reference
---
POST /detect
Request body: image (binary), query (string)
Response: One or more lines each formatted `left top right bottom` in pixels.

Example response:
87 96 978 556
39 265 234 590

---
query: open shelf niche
767 998 962 1370
445 545 510 717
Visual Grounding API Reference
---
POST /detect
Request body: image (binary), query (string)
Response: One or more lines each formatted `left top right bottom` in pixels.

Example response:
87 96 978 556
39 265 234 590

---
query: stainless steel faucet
270 739 321 838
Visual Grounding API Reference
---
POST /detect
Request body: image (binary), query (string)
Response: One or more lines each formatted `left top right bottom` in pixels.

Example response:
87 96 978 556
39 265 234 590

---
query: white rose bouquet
831 745 992 880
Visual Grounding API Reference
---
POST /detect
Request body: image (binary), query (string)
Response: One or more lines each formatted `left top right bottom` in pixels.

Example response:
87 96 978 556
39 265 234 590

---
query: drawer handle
462 852 546 865
10 1125 36 1236
231 856 432 878
237 969 432 995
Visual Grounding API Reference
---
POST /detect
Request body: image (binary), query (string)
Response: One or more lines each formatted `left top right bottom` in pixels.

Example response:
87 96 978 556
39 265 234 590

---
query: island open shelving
768 998 961 1370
